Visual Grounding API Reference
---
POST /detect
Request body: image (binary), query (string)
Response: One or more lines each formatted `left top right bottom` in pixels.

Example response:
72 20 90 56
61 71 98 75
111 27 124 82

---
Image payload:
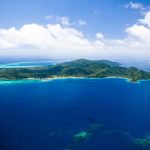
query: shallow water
0 78 150 150
0 61 57 68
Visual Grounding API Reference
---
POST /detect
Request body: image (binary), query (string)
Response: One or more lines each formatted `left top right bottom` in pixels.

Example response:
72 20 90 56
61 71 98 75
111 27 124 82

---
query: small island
0 59 150 82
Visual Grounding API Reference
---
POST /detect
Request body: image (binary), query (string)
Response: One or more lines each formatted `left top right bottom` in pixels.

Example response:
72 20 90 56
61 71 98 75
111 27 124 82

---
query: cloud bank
1 12 150 60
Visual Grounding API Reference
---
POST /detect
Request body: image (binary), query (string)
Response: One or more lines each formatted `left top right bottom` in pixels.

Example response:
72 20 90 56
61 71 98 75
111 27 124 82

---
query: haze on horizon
0 0 150 62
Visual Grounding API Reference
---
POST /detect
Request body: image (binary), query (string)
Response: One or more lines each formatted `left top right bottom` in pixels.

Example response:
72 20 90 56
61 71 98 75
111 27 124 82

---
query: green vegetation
0 59 150 82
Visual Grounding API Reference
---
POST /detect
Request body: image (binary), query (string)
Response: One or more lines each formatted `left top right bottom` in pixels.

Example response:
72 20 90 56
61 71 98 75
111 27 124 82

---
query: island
0 59 150 82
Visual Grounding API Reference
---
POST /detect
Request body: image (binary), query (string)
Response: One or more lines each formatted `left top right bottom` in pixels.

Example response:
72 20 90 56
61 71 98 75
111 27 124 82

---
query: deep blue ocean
0 78 150 150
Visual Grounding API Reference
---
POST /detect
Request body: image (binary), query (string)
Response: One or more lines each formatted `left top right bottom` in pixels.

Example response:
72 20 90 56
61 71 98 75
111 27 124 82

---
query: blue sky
0 0 150 60
0 0 146 38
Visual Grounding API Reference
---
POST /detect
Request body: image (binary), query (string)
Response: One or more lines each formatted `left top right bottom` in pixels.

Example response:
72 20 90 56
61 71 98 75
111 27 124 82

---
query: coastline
0 76 148 84
0 59 149 85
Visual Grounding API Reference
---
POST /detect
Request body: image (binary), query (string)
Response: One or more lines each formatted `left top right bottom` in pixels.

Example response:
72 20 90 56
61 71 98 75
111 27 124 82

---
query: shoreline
0 76 149 84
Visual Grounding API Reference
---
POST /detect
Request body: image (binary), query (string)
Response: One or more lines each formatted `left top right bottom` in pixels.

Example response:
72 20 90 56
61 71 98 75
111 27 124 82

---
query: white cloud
96 33 104 39
139 11 150 27
58 16 72 26
126 24 150 42
0 24 93 59
44 15 73 26
1 12 150 60
125 1 144 10
126 11 150 42
44 15 54 20
44 15 87 27
78 20 87 26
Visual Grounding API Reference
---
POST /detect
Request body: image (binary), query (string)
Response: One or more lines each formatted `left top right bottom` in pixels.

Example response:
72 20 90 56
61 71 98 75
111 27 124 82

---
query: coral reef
74 131 91 142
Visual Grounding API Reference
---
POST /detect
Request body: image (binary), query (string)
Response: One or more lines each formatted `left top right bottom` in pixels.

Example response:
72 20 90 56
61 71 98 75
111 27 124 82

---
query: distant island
0 59 150 82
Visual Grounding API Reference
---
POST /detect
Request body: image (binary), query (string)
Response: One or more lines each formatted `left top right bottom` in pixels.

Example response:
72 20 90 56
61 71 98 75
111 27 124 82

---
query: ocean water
0 78 150 150
0 61 58 68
